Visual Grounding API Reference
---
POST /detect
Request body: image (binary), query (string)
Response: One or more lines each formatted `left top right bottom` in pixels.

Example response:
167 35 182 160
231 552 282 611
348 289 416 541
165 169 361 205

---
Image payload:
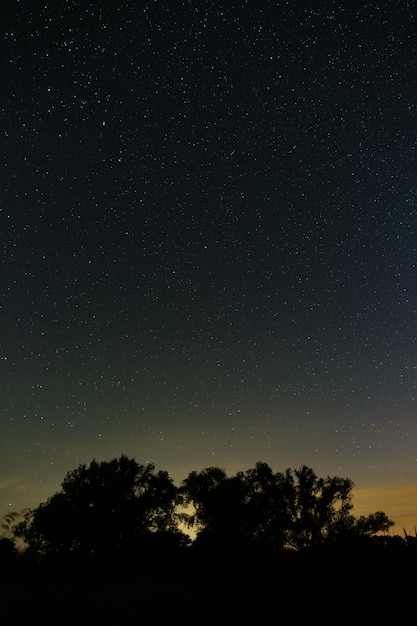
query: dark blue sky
1 1 417 517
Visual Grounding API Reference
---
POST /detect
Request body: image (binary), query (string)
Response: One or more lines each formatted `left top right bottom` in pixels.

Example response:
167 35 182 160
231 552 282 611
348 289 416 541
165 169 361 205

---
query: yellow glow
353 482 417 536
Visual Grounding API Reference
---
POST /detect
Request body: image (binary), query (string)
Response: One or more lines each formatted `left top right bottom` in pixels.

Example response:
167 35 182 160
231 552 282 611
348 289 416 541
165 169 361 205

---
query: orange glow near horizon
353 483 417 537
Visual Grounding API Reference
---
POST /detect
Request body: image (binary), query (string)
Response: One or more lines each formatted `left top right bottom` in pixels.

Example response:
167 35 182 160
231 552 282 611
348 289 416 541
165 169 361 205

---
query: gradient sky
1 1 417 534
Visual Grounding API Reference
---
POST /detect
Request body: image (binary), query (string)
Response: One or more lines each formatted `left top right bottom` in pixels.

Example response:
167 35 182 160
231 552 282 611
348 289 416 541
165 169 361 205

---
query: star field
1 1 417 528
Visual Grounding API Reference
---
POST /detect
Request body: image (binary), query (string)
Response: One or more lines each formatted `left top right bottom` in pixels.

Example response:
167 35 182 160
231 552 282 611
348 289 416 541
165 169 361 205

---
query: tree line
1 454 402 565
2 456 417 622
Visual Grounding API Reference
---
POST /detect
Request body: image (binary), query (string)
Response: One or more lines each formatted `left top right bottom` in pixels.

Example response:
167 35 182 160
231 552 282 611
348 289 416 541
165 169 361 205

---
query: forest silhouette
1 456 416 623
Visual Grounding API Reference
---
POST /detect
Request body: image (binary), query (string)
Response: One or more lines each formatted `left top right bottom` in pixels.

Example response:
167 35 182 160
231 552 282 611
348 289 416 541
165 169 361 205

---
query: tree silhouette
14 455 184 561
14 457 395 570
179 466 228 531
180 468 247 552
236 462 290 551
3 458 405 622
179 463 394 553
352 511 394 538
279 465 356 550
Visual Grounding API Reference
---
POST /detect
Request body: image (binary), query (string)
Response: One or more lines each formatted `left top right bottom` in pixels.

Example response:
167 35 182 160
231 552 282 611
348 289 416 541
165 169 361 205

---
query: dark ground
1 545 414 625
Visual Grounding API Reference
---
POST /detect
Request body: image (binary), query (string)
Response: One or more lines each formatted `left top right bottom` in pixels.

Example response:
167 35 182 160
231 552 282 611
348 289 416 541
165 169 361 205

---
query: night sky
2 1 417 532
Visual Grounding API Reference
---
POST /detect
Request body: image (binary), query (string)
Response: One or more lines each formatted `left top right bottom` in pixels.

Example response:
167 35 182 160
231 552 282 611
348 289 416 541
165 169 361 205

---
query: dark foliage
7 457 414 623
14 458 396 561
14 455 187 563
180 462 394 554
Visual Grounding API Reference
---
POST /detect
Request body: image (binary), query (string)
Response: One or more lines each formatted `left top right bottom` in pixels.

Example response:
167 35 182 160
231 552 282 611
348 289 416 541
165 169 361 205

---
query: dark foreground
1 541 415 625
